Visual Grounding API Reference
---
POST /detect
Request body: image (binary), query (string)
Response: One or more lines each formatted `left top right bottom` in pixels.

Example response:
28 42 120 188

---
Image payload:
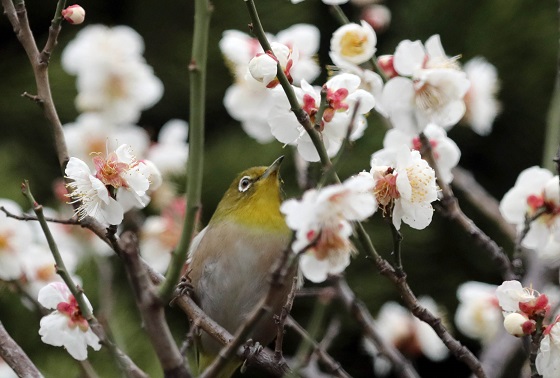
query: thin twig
0 322 43 378
274 276 299 361
354 222 487 378
335 277 420 378
387 217 404 276
285 316 351 378
0 206 78 225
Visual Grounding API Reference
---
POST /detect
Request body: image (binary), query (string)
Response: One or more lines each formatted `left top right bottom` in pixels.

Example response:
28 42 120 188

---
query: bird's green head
211 156 288 232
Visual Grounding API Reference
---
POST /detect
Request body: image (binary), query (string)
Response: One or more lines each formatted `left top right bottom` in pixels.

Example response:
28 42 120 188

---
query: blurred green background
0 0 558 376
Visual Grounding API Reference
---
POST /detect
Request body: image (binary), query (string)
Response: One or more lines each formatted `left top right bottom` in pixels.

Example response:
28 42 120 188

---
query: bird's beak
260 155 284 180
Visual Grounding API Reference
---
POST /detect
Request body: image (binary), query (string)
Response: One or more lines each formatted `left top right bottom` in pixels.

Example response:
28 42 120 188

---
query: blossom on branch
330 21 377 65
38 282 101 360
62 5 85 25
269 73 375 161
373 123 461 184
500 166 560 254
365 145 438 230
281 175 377 282
65 144 160 225
382 35 470 132
221 25 320 143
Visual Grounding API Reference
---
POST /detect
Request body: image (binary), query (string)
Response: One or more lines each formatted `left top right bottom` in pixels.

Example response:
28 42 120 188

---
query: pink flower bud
62 5 85 25
377 55 398 79
361 5 391 33
503 313 534 337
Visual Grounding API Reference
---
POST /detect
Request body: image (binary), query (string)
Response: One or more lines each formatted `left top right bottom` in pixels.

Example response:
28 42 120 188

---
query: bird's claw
170 274 194 307
240 340 263 373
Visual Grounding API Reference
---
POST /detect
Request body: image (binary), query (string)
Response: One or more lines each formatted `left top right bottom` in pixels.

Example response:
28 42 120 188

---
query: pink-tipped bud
361 5 392 33
504 313 534 337
377 55 398 79
62 5 85 25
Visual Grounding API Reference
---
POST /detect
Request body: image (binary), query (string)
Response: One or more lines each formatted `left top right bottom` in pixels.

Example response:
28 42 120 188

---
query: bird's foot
170 274 194 307
240 340 263 373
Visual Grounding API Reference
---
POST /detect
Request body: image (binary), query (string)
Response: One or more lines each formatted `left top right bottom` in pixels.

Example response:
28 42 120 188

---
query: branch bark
0 322 43 378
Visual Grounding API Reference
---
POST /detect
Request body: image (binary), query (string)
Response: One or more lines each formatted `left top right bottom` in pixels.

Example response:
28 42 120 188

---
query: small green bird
187 156 294 377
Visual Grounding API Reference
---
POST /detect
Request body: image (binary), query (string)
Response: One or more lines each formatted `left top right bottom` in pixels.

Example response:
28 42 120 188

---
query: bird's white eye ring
238 176 252 192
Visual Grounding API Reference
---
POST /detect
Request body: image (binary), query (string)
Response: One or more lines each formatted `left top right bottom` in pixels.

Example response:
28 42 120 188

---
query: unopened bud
62 5 85 25
361 5 391 33
248 53 278 87
377 55 398 79
503 313 534 337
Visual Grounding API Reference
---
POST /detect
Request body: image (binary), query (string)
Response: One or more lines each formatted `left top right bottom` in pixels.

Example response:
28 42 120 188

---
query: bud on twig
62 5 85 25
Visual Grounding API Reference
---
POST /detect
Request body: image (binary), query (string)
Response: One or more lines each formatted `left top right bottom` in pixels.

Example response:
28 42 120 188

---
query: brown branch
1 0 69 175
119 232 190 378
355 223 487 378
1 206 79 225
419 133 516 281
171 294 290 377
334 277 420 378
285 316 351 378
0 321 43 378
451 166 517 240
274 276 298 361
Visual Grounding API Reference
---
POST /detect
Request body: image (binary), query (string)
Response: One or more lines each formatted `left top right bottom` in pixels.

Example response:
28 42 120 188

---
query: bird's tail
187 338 241 378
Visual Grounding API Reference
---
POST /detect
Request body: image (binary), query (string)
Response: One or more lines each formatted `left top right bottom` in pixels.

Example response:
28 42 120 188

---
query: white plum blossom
454 281 501 344
499 166 560 253
536 320 560 378
63 112 150 166
366 145 438 230
382 35 470 133
462 57 501 135
330 21 377 65
364 297 448 376
373 123 461 184
281 175 377 282
65 144 160 225
269 73 375 161
61 25 163 124
361 4 392 33
146 119 189 176
220 26 320 143
495 280 548 315
0 200 32 281
38 282 101 360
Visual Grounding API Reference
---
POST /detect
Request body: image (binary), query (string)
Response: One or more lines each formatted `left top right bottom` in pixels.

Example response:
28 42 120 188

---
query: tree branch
0 322 43 378
120 232 190 377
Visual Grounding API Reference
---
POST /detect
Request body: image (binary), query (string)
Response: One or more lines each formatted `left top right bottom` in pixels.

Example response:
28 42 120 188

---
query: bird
186 156 295 377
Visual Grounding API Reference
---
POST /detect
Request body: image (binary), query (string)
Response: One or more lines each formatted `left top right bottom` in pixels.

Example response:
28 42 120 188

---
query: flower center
526 193 560 225
306 224 350 261
302 94 318 124
339 31 367 58
414 81 447 112
0 231 13 252
106 73 127 100
374 168 400 213
57 296 90 332
93 152 129 188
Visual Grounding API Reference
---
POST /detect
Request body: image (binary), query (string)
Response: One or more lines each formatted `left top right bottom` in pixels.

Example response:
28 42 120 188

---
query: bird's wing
187 226 208 261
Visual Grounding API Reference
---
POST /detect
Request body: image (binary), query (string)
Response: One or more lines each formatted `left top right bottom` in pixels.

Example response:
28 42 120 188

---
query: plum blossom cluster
281 175 377 282
65 144 161 225
221 25 321 142
496 280 549 337
364 297 448 375
500 166 560 259
38 282 101 360
496 280 560 378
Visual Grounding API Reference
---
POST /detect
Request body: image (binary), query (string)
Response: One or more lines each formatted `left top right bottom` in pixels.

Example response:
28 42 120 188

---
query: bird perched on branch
186 156 295 377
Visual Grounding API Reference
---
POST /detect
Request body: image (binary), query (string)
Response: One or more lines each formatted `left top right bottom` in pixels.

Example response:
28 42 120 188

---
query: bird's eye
238 176 252 192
